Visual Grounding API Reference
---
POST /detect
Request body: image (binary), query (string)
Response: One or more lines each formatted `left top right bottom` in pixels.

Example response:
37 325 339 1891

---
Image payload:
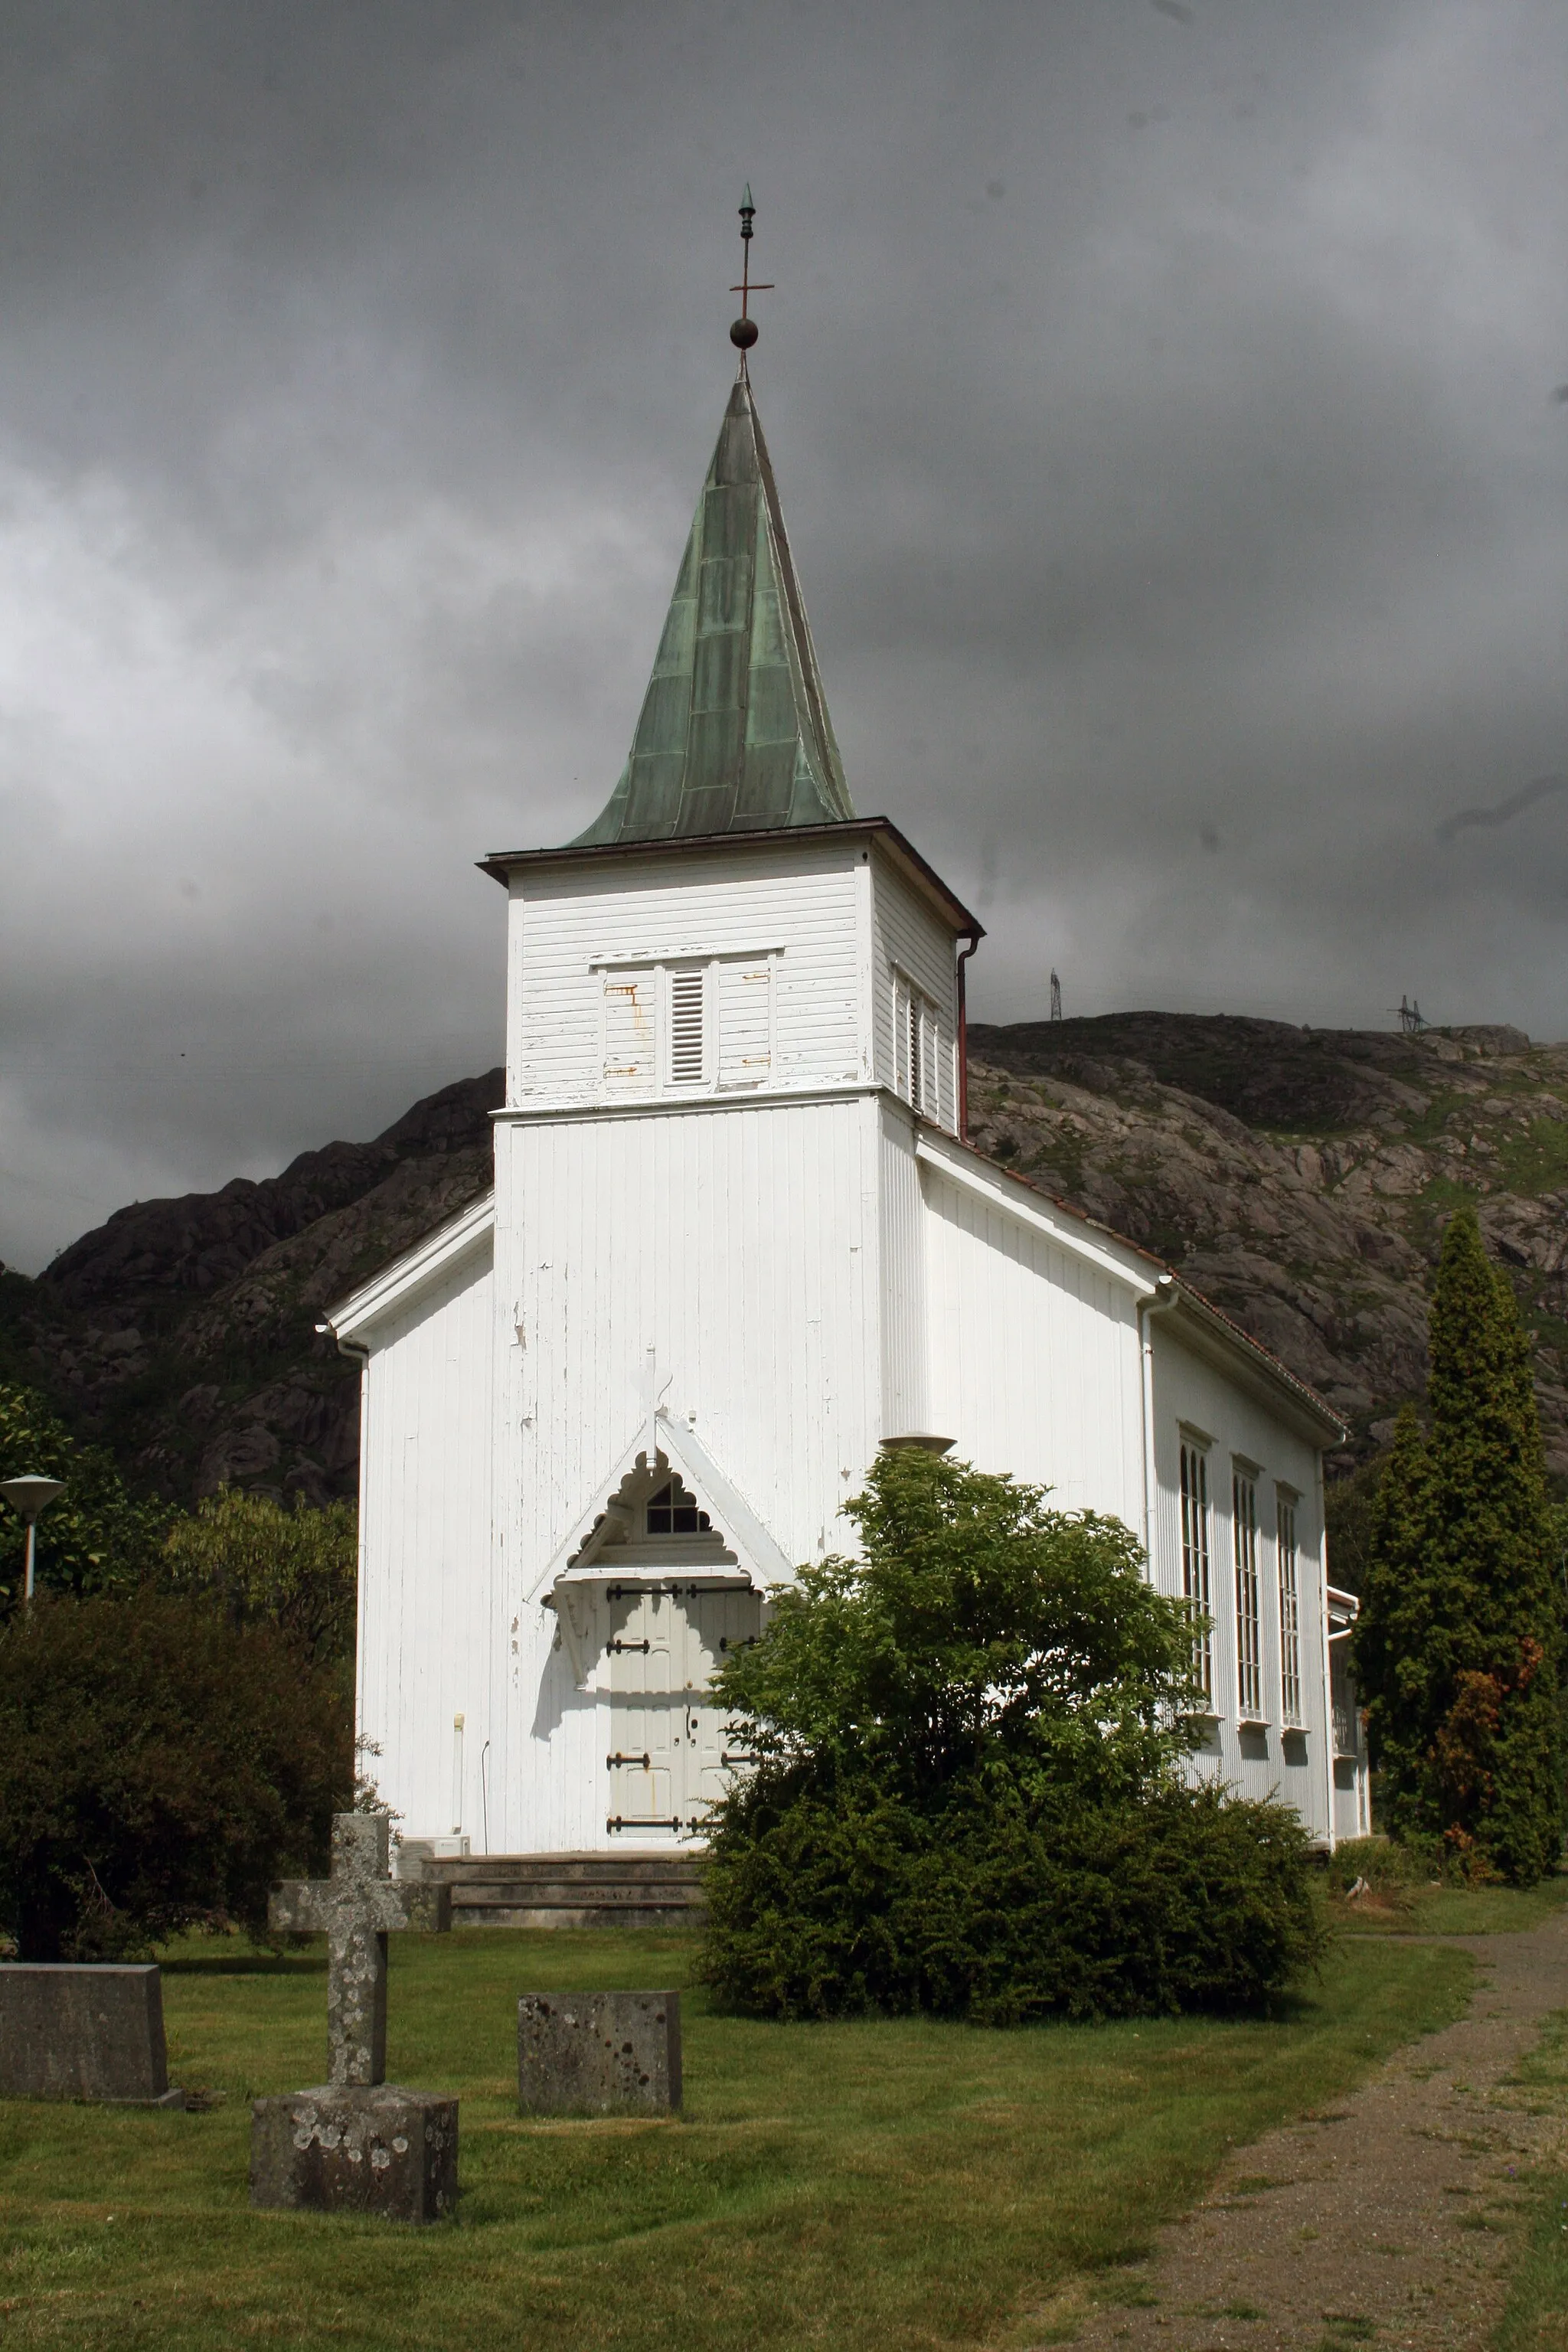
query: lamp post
1 1476 66 1607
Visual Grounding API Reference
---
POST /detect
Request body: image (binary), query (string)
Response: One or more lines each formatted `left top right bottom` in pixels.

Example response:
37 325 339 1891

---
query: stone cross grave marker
268 1813 450 2086
252 1813 458 2222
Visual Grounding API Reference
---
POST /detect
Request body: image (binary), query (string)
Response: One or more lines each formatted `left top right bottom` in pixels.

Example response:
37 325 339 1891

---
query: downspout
956 932 981 1142
1137 1273 1179 1572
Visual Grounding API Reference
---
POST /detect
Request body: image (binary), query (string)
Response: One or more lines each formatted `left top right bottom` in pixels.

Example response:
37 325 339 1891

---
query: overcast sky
2 0 1566 1272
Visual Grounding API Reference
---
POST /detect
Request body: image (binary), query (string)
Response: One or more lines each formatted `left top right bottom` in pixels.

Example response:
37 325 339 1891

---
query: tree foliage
0 1589 349 1960
701 1449 1324 2022
1353 1209 1563 1883
161 1485 359 1668
0 1379 169 1615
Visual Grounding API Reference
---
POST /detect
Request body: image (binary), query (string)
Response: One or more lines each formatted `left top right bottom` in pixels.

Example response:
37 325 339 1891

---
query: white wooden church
328 356 1370 1867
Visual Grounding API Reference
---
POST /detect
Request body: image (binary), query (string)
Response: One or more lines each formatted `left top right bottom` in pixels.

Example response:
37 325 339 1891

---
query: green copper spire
571 375 855 844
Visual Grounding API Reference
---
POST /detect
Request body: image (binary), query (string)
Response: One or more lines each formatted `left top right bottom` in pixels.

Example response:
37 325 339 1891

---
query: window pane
1180 1442 1213 1702
1233 1472 1262 1719
1277 1496 1302 1727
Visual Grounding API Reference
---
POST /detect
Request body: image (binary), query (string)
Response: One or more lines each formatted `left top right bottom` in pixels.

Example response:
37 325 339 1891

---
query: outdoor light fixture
1 1475 67 1608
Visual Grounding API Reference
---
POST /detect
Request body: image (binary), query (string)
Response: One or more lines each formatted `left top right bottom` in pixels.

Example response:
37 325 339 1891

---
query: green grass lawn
0 1928 1473 2352
1329 1873 1568 1938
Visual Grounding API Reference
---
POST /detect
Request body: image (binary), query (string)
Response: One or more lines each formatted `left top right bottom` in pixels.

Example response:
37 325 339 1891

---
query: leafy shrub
0 1589 349 1959
705 1772 1321 2024
700 1449 1325 2022
161 1485 358 1667
0 1380 170 1614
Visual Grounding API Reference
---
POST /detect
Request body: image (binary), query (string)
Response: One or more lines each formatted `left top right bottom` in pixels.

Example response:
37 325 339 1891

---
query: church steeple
570 373 856 845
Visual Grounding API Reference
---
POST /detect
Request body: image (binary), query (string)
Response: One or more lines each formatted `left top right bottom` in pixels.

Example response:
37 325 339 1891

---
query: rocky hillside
0 1071 502 1504
4 1011 1566 1502
966 1014 1568 1475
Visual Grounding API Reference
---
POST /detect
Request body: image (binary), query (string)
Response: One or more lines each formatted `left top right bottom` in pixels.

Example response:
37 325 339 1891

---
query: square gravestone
0 1964 184 2105
250 2083 458 2221
518 1991 681 2115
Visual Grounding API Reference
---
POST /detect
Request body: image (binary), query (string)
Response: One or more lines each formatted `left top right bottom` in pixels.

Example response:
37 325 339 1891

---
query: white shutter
603 969 655 1095
717 959 773 1089
668 966 707 1086
920 1008 939 1120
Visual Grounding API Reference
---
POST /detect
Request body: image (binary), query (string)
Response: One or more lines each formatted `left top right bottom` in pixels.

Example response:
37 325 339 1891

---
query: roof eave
479 814 985 941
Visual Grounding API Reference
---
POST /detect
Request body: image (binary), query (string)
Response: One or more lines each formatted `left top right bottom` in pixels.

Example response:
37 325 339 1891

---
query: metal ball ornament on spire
728 183 772 364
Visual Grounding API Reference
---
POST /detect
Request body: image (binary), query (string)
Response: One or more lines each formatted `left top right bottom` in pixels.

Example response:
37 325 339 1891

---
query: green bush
160 1485 358 1668
700 1450 1325 2022
0 1589 349 1960
705 1772 1321 2024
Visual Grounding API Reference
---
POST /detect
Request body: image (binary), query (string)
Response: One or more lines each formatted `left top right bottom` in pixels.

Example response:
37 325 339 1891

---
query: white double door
604 1582 762 1838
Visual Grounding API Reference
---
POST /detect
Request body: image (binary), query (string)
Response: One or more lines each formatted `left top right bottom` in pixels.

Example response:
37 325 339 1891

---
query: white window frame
1276 1487 1303 1730
1178 1434 1214 1707
1233 1463 1264 1723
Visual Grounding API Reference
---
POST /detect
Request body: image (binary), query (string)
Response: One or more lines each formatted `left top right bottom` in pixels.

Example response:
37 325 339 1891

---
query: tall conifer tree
1354 1208 1562 1881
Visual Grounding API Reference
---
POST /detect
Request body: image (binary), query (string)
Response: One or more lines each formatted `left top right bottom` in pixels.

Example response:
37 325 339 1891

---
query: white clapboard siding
354 1239 495 1844
920 1159 1146 1527
871 847 959 1132
877 1105 929 1436
508 838 864 1108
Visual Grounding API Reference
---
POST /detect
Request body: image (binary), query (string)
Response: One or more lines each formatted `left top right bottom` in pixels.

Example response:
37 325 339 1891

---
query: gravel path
1048 1913 1568 2350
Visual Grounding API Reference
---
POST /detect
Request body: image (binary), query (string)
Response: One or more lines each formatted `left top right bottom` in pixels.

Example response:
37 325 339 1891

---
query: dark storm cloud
2 0 1567 1267
1437 774 1568 844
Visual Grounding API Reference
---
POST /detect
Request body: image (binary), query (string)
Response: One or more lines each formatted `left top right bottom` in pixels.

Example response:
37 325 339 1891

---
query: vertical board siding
1149 1327 1333 1842
508 840 864 1108
491 1092 883 1852
357 1241 495 1843
878 1103 929 1437
870 851 959 1133
920 1166 1145 1525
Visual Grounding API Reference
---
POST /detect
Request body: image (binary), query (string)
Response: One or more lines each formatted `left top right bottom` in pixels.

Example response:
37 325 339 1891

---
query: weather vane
729 185 773 368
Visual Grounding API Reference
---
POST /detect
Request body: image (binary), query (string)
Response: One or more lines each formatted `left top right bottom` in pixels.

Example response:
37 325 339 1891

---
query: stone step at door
405 1851 707 1929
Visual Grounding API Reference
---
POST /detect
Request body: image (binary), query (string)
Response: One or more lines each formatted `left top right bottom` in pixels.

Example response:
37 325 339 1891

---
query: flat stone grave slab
0 1963 183 2105
518 1990 681 2115
250 2083 458 2222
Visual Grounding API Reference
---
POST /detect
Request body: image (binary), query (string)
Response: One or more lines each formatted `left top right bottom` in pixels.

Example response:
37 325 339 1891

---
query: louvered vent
669 969 706 1085
907 994 923 1113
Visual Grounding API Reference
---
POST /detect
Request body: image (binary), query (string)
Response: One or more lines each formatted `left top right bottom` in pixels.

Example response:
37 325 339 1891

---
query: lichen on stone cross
268 1814 451 2088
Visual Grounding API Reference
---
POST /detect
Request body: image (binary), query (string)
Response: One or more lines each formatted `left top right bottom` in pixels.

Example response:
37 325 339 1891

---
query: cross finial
729 184 773 372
